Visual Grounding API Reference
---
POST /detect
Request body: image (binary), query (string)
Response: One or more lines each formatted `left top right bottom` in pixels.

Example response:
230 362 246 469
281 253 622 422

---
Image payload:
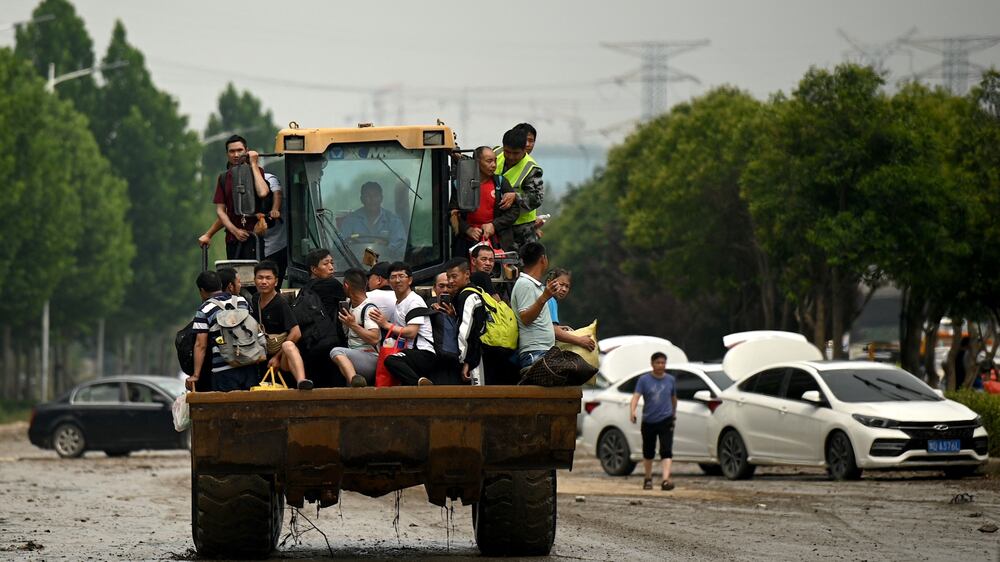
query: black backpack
174 321 212 391
406 307 460 364
291 286 339 354
219 165 273 219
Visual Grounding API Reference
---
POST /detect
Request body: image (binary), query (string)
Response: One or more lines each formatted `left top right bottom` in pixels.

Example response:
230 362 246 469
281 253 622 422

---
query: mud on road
1 421 998 561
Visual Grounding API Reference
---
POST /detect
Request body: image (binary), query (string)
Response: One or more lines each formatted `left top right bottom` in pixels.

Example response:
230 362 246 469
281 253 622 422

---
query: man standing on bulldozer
495 126 544 249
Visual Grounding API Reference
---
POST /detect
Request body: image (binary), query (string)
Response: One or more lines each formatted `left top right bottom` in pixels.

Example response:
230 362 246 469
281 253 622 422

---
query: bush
0 399 34 425
946 390 1000 456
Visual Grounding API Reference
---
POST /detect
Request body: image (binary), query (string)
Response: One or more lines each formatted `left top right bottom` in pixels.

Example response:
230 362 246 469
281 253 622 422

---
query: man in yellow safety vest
495 126 545 249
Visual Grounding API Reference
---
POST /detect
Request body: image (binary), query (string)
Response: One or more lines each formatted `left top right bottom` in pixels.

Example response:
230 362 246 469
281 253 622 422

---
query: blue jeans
518 350 548 369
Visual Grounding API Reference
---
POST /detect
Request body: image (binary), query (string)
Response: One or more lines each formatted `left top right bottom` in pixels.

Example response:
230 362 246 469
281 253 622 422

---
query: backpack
208 296 267 367
220 164 273 218
406 307 460 364
461 286 518 350
174 321 214 390
290 286 339 354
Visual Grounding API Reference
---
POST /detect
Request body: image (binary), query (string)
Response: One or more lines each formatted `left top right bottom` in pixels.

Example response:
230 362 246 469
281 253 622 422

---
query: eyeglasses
389 273 409 281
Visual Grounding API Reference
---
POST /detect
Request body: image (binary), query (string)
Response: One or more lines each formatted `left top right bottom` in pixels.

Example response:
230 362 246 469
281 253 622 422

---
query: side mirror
932 389 944 398
454 157 481 212
692 390 713 402
801 390 823 405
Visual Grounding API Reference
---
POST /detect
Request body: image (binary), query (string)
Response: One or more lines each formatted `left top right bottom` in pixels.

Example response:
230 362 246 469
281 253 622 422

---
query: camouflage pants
512 222 539 249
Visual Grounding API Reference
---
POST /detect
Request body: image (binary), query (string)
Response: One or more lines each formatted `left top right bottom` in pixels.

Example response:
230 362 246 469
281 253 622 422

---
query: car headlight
852 414 900 429
973 415 983 428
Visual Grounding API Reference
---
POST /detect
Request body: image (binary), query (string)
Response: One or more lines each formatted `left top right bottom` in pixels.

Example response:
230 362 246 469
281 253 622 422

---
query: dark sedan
28 375 189 458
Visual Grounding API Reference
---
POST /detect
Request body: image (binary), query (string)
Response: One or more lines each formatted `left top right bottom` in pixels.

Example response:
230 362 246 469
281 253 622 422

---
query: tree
202 83 278 175
618 87 781 334
90 22 203 371
743 64 901 355
14 0 99 117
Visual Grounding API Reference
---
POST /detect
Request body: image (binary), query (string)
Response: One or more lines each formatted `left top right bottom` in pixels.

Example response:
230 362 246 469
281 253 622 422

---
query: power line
902 34 1000 95
602 40 710 122
837 27 916 77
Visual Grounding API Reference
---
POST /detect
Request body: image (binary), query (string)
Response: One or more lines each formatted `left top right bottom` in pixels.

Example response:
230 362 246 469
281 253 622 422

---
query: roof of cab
274 125 455 152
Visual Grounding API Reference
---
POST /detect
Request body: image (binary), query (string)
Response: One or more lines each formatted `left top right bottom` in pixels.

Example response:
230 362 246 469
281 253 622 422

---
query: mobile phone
439 293 451 305
339 300 351 314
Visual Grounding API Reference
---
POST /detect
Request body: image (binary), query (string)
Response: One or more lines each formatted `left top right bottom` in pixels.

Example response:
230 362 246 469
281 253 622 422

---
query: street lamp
46 60 128 92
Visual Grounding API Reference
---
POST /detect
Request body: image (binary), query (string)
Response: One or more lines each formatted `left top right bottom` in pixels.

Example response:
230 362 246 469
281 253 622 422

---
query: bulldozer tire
473 470 556 556
192 473 283 558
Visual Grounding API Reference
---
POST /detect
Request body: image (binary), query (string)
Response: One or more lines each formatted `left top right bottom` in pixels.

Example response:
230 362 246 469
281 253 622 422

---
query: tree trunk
813 289 827 353
830 268 847 359
922 312 943 387
944 317 963 391
96 318 105 377
898 286 924 376
2 325 12 400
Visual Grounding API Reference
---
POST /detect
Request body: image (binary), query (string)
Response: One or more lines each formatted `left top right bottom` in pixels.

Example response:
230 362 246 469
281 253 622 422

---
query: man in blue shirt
630 352 677 491
340 181 407 261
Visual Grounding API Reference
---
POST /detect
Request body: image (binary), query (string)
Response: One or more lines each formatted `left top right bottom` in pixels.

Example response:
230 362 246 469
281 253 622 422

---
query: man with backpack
445 259 519 385
292 248 347 387
185 270 264 392
371 262 453 386
200 135 272 259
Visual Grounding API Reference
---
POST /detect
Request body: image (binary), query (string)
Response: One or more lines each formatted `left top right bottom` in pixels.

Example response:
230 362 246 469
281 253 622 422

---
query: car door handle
779 406 788 415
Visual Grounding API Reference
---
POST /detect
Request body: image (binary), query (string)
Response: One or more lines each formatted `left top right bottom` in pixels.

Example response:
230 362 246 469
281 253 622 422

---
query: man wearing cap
366 261 397 324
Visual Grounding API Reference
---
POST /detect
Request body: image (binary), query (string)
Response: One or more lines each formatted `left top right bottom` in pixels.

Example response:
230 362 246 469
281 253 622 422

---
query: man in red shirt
452 146 520 257
207 135 272 259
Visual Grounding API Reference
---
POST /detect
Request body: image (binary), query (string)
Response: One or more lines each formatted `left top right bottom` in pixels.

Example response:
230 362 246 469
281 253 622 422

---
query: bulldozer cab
272 124 478 286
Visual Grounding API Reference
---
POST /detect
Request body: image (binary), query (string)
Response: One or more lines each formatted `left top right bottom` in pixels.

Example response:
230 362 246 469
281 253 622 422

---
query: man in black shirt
252 261 313 390
297 249 348 387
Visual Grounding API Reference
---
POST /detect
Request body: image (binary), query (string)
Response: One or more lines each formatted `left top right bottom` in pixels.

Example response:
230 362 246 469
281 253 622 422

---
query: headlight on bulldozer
283 135 305 151
423 130 444 146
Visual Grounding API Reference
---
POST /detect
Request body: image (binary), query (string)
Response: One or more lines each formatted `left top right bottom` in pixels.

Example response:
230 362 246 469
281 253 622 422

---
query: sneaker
642 478 652 490
661 480 675 491
350 374 367 388
296 379 314 390
417 377 434 386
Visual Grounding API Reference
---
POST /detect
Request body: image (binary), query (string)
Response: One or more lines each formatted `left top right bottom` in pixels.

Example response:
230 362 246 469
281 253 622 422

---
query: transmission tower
602 40 709 121
837 27 916 77
902 34 1000 94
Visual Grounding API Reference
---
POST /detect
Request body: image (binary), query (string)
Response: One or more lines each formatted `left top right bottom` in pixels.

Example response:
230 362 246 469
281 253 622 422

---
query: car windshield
286 142 437 271
703 369 734 390
152 378 186 398
818 368 942 403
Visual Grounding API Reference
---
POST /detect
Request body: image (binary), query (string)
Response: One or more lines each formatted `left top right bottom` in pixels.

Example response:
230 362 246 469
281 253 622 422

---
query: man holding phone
329 268 382 387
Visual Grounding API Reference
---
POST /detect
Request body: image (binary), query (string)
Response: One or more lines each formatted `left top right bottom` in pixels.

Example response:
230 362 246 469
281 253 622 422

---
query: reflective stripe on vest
496 152 541 226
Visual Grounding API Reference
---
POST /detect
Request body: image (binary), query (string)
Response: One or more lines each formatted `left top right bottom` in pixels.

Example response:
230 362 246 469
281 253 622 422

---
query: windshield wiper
875 377 937 400
851 374 910 401
377 157 421 200
309 180 364 271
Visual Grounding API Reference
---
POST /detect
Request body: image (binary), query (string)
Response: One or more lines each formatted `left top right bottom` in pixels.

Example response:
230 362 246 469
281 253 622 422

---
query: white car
706 337 988 480
579 362 735 476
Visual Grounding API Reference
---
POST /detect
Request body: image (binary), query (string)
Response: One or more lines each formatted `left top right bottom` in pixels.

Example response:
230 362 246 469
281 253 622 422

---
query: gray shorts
329 347 378 378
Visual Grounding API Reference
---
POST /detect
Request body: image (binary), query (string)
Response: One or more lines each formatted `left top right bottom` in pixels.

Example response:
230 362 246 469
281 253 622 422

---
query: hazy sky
3 0 999 148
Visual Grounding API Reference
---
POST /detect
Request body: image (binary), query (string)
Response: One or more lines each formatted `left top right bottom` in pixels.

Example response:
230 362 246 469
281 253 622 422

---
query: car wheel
942 466 981 479
698 463 723 476
104 450 131 458
53 423 86 458
825 431 862 481
718 430 755 480
597 428 637 476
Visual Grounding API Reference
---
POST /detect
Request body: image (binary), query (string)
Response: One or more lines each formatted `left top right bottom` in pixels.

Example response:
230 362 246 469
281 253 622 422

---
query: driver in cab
340 181 407 261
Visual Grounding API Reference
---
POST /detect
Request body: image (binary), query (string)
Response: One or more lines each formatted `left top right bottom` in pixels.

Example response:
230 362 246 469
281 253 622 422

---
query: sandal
661 480 675 491
642 478 652 490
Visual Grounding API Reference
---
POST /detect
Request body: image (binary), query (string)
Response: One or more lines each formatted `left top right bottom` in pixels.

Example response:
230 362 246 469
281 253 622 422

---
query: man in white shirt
330 268 382 387
366 262 397 323
369 262 438 386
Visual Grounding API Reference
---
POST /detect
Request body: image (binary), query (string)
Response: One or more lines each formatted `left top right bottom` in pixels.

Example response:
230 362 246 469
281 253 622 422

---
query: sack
461 286 518 350
230 163 257 216
209 296 267 367
375 326 405 387
518 347 598 387
264 332 287 356
251 366 288 391
406 307 459 364
172 393 190 432
555 319 599 368
290 286 338 354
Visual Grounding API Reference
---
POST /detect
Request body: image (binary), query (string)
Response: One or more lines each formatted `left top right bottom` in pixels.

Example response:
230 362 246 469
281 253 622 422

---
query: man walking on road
630 352 677 491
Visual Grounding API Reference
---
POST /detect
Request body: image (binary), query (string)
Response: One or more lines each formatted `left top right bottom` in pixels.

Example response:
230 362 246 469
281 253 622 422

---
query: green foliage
14 0 99 117
202 83 279 174
0 399 34 424
93 22 204 330
946 391 1000 456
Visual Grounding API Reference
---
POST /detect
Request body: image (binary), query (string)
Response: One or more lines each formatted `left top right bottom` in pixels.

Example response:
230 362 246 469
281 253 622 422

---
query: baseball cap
368 261 391 279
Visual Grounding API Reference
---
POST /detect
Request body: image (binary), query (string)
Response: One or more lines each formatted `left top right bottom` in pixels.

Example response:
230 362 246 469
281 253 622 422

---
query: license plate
927 439 961 453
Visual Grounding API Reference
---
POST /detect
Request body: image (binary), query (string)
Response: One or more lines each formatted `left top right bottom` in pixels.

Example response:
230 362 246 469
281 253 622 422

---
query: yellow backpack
461 286 518 350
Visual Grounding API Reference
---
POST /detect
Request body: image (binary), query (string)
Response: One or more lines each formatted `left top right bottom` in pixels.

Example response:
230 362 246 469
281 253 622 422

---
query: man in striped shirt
184 270 259 392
